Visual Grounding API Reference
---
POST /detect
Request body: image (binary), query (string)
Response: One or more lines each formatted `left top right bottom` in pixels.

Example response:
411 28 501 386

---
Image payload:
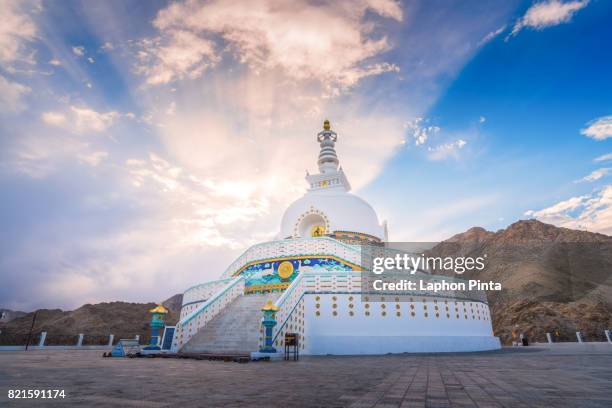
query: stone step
181 292 281 354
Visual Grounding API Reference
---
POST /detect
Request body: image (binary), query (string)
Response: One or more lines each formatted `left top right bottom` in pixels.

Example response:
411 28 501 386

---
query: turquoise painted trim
180 276 244 326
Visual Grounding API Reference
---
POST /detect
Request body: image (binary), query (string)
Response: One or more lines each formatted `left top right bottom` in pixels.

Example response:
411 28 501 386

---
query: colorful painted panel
241 257 355 293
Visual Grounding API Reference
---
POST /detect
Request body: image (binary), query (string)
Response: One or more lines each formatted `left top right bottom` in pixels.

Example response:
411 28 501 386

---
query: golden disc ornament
278 261 294 279
310 225 326 237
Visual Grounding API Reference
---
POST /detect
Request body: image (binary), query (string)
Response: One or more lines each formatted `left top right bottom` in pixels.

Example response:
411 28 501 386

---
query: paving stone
0 347 611 407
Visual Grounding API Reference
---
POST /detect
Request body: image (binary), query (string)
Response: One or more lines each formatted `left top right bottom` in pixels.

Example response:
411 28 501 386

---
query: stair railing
259 272 310 351
173 275 245 351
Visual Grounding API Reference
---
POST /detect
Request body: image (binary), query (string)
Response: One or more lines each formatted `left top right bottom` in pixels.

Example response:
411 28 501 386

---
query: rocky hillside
430 220 612 344
0 295 182 344
0 309 26 324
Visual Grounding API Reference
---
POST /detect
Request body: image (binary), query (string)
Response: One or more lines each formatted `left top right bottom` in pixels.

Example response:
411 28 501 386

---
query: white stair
181 293 281 354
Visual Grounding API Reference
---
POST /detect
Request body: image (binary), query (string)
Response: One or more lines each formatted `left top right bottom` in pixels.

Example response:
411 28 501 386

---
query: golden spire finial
262 299 280 311
323 119 330 130
149 304 168 314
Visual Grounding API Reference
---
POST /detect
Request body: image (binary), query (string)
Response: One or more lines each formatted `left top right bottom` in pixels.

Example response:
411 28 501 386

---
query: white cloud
511 0 589 37
101 42 114 51
427 139 467 160
479 116 486 123
48 58 61 66
478 25 506 46
594 153 612 163
0 74 30 113
404 117 440 146
137 0 402 92
78 151 109 167
581 116 612 141
42 106 119 134
525 186 612 235
0 0 37 65
72 46 85 56
6 132 88 178
87 57 95 64
41 111 66 126
136 29 218 85
579 168 612 183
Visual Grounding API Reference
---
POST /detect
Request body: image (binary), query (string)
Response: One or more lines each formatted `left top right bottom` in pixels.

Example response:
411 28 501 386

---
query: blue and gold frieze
240 256 359 294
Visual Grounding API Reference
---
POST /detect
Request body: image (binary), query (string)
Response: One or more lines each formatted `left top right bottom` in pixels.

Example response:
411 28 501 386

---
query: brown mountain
0 295 182 345
0 309 27 324
430 220 612 344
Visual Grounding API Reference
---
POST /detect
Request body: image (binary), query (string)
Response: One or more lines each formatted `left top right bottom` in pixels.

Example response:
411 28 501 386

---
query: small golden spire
149 304 168 314
323 119 330 130
262 300 280 311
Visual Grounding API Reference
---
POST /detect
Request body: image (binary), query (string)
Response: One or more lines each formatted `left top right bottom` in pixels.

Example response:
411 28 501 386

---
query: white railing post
605 330 612 343
38 331 47 347
108 334 114 346
77 333 84 347
576 331 583 343
546 333 552 344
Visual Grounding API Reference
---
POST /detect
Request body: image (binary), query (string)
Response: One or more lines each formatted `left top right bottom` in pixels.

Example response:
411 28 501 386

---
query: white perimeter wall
296 294 500 355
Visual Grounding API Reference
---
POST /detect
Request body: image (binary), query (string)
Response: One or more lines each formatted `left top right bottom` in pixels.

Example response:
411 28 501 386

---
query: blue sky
1 0 611 310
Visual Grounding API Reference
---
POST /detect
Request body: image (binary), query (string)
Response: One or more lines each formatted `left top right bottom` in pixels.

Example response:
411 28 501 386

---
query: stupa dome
280 189 384 239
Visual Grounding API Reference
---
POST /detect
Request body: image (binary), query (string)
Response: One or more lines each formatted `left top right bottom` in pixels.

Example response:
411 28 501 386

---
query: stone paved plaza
1 345 611 407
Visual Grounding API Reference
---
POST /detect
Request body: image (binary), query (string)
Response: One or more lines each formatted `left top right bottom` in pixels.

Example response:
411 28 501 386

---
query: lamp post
260 300 279 353
148 304 168 347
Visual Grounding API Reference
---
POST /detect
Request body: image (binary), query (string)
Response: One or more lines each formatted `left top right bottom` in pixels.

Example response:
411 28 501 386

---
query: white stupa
167 120 500 355
280 120 386 241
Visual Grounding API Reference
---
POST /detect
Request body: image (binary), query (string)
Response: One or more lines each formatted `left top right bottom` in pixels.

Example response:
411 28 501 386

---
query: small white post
77 333 84 347
546 333 553 344
605 330 612 343
135 335 140 343
38 331 47 347
108 334 114 346
576 331 583 343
